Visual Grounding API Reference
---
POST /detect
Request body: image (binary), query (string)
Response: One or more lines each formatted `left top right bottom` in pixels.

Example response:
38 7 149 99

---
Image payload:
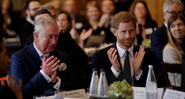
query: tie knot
125 50 129 54
41 54 44 59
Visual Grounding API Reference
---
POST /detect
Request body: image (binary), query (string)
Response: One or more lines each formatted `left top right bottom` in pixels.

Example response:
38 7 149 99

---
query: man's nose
51 37 58 44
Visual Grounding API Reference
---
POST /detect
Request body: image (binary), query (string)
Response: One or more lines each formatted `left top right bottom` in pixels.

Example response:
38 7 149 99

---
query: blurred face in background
134 2 147 19
63 0 75 14
164 3 183 24
0 43 11 77
87 6 100 21
170 18 185 40
1 0 11 10
48 9 57 21
57 13 70 31
27 1 41 20
101 0 115 14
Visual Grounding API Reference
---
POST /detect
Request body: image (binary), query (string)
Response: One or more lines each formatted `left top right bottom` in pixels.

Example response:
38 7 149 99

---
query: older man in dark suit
91 11 157 87
9 16 77 98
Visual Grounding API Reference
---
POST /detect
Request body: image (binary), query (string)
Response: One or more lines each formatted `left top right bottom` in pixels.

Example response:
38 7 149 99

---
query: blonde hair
167 14 185 55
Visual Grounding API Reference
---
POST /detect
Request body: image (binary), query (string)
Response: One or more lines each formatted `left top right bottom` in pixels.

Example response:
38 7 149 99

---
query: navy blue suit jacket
91 44 158 87
9 43 77 98
151 24 168 72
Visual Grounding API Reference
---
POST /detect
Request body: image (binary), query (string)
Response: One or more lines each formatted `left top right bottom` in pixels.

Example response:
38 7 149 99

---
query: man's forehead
29 1 40 8
168 3 183 11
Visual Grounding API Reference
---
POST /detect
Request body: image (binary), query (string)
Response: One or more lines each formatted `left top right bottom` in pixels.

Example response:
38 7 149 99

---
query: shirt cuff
135 70 143 81
111 66 120 77
53 76 61 90
40 70 51 83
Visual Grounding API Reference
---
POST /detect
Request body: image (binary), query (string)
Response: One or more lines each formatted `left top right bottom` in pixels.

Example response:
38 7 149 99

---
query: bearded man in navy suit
91 11 157 87
9 16 77 99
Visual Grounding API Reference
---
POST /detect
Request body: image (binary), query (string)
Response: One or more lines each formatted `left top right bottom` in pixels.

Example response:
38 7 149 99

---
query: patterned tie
123 51 131 85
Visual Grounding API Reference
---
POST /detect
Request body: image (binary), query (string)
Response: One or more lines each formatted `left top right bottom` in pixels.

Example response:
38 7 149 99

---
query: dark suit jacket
19 21 34 45
25 32 88 68
0 85 17 99
181 53 185 91
151 24 168 72
9 43 77 98
91 44 158 87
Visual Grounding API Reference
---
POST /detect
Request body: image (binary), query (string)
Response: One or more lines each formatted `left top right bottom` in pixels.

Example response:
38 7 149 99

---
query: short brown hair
111 11 136 30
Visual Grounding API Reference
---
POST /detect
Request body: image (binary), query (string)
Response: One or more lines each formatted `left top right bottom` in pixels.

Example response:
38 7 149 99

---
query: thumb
43 55 47 62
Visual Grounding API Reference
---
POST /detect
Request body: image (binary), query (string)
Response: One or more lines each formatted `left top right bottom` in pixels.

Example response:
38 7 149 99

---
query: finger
113 54 118 61
43 55 47 62
44 56 55 64
1 81 6 86
81 29 86 34
134 52 138 58
112 49 117 59
11 75 17 89
107 48 114 58
51 65 59 72
48 57 58 66
19 79 22 91
6 75 12 88
50 60 60 69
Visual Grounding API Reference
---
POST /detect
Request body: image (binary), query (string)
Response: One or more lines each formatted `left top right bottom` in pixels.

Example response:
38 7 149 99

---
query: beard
30 13 35 21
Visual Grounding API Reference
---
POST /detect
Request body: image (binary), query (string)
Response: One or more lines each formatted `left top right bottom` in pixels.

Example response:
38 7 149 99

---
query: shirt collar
26 17 35 25
33 42 49 58
116 43 134 58
164 22 167 27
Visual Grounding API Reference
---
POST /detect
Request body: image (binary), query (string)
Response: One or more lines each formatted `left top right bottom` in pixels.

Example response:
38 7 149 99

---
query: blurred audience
48 0 61 16
113 0 134 14
57 11 72 33
0 41 22 99
63 0 86 35
100 0 116 43
133 1 158 45
163 14 185 87
0 0 20 37
19 0 40 45
9 16 77 98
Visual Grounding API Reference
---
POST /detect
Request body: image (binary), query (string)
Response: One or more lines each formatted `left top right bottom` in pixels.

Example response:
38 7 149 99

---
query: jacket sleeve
9 54 51 98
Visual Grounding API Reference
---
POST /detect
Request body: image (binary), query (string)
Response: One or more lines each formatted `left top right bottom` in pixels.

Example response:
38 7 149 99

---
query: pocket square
59 63 67 71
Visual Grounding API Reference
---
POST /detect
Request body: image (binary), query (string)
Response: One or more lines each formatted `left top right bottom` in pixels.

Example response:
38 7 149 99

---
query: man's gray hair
39 4 55 11
163 0 184 12
34 16 59 37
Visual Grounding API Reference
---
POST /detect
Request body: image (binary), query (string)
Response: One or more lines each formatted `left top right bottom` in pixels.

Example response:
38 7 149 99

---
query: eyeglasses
166 11 183 15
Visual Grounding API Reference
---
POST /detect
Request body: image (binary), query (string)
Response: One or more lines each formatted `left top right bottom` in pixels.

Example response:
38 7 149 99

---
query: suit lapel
27 44 42 72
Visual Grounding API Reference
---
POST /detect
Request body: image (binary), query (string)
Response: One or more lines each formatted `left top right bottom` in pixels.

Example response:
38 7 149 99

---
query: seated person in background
79 1 103 49
63 0 86 38
91 11 157 86
19 0 41 45
100 0 116 43
0 41 22 99
133 1 158 45
151 0 184 73
0 0 20 37
163 14 185 87
9 16 77 98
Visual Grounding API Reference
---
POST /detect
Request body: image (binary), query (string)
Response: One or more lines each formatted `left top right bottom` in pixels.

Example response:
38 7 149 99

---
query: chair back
161 61 182 90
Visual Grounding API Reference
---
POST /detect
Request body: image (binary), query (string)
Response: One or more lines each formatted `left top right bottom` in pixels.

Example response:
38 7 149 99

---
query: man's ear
25 9 29 16
112 28 117 36
33 32 39 42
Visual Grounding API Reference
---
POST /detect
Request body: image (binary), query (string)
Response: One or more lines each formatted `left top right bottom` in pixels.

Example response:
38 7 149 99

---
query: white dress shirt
33 42 61 90
111 43 143 86
26 17 35 26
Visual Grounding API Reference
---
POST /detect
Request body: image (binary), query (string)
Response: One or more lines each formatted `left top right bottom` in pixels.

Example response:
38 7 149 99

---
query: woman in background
133 1 157 45
0 0 20 37
163 14 185 87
